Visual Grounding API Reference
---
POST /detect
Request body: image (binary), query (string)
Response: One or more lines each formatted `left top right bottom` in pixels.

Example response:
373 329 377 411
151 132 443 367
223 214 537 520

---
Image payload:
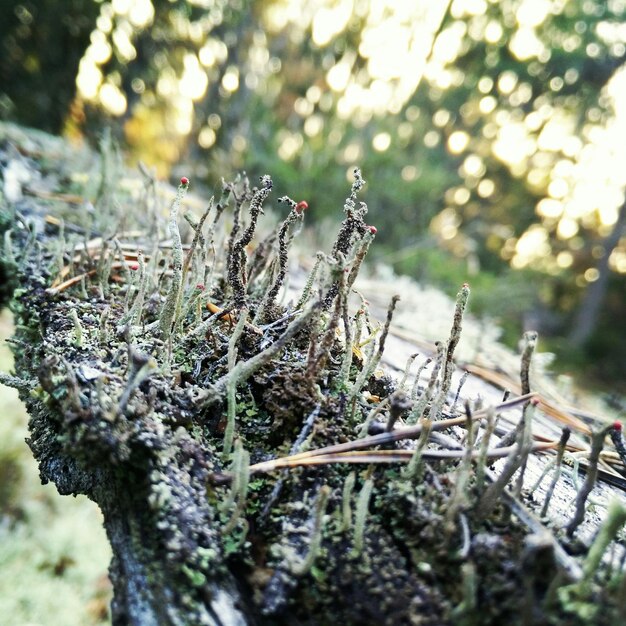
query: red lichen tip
180 176 190 186
462 282 470 289
128 262 139 270
368 225 378 235
613 420 622 432
530 397 540 406
295 200 309 213
195 283 205 291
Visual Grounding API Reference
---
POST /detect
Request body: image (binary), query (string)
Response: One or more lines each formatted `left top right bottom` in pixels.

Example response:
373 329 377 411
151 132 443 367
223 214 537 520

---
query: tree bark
569 197 626 347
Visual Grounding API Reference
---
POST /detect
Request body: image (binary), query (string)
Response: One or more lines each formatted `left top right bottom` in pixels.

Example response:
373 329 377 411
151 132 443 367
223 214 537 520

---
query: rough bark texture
1 123 626 626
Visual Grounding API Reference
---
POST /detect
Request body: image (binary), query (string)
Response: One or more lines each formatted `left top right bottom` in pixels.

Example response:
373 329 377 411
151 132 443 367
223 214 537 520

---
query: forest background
2 0 626 389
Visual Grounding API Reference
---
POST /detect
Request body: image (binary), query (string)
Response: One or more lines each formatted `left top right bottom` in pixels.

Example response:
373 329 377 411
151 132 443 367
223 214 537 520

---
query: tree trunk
569 197 626 347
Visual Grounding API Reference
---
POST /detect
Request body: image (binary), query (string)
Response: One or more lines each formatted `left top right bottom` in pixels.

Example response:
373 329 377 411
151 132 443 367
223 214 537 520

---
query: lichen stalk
308 257 347 377
445 402 477 528
431 283 470 420
406 343 445 424
399 353 419 390
222 309 250 456
296 252 324 310
79 274 88 299
331 167 368 260
475 406 496 492
348 295 399 403
99 306 110 344
97 240 113 295
69 308 84 347
224 174 251 271
292 485 331 576
227 175 272 309
55 217 66 275
540 427 571 517
118 356 157 415
404 418 433 481
345 228 375 292
159 179 189 340
453 371 470 412
0 371 32 392
120 251 146 326
18 217 37 269
227 309 249 372
180 283 207 328
520 330 538 397
142 242 159 292
223 379 238 458
182 197 214 284
352 476 374 555
410 356 432 401
175 198 213 327
476 399 536 518
113 238 132 286
337 285 355 389
255 196 303 322
574 498 626 597
342 472 356 531
451 562 477 621
566 425 611 537
385 390 412 432
214 297 321 397
324 168 368 307
222 439 251 534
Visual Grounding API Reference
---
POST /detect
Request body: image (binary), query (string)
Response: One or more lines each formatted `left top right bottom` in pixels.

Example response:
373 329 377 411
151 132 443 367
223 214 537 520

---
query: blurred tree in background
1 0 625 385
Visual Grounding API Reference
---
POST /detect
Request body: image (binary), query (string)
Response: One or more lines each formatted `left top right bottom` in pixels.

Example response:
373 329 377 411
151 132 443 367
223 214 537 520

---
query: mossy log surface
1 123 626 626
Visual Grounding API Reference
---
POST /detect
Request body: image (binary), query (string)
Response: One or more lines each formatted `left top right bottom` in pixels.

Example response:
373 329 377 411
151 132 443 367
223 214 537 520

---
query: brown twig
209 441 557 485
209 392 540 484
272 391 537 464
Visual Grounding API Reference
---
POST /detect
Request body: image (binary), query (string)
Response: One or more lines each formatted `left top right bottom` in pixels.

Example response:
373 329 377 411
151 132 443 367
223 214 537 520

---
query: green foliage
0 0 99 131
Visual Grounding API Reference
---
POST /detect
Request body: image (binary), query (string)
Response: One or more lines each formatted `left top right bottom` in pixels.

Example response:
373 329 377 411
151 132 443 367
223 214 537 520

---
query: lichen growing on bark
1 124 626 625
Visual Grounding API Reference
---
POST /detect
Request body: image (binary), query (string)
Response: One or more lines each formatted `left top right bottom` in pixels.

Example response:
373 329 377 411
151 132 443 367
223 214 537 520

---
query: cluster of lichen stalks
3 164 626 625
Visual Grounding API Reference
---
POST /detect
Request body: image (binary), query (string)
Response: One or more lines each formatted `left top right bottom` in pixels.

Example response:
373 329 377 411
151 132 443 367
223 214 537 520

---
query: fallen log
1 122 626 626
